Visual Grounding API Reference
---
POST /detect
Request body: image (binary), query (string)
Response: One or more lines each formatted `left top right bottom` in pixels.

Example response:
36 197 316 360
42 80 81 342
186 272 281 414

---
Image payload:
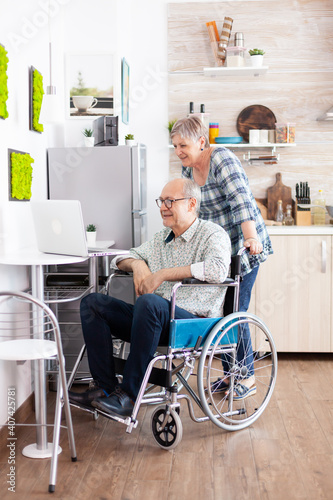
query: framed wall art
0 44 9 119
8 149 34 201
66 52 114 118
29 66 44 133
121 57 130 125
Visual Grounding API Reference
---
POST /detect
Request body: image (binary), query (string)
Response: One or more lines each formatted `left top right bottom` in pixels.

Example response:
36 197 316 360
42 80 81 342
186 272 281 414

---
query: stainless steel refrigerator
46 145 147 379
47 145 147 249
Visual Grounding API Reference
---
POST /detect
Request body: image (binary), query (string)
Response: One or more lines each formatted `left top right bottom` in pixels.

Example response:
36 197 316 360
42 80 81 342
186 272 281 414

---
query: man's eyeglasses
155 197 191 209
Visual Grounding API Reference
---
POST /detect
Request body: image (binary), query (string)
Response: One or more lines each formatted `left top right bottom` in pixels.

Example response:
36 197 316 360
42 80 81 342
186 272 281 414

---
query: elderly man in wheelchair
69 178 277 447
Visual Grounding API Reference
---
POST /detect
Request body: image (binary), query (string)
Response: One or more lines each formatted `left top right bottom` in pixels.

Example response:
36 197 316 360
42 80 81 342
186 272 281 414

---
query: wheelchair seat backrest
169 317 238 349
223 252 242 316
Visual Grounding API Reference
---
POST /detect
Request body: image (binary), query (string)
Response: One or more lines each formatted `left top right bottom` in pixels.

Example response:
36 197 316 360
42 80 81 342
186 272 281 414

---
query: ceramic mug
72 96 98 111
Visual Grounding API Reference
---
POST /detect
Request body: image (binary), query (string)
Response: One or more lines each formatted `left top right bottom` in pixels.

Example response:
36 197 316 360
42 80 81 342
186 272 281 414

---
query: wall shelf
169 142 296 164
317 107 333 121
203 66 269 77
169 143 296 149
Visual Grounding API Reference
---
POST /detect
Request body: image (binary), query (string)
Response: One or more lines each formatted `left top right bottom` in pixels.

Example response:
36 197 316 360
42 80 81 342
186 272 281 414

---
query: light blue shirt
112 218 231 317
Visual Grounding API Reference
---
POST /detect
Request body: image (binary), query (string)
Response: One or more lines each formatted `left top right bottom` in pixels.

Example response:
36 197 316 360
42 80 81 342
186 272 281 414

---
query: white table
0 244 128 458
0 247 87 458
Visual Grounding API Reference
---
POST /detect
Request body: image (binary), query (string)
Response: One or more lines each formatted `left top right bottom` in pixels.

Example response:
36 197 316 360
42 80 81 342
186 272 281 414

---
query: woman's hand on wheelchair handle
243 237 263 255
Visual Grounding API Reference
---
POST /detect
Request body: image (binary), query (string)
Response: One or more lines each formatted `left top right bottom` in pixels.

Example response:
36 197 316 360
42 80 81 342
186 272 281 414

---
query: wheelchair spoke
197 312 277 431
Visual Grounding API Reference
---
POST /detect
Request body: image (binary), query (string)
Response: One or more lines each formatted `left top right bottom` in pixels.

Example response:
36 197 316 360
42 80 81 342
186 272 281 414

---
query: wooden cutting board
237 105 276 142
267 173 292 220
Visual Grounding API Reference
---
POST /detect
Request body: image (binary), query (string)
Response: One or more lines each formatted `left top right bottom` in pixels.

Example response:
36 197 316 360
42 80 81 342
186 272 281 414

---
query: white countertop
266 225 333 235
0 246 88 266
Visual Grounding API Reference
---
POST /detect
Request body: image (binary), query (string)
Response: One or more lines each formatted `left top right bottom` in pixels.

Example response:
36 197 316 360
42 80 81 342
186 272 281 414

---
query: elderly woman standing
171 115 273 399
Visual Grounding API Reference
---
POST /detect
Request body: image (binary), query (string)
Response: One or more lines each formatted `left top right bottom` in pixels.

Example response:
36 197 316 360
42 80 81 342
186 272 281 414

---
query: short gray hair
171 116 210 148
182 179 201 216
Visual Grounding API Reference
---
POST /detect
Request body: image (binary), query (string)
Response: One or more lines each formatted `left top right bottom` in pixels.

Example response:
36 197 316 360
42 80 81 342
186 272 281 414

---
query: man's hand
131 260 152 296
137 270 165 295
117 258 152 296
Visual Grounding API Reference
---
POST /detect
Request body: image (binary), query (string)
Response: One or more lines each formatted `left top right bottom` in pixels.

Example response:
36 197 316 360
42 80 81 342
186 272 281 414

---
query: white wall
0 0 171 426
0 0 52 425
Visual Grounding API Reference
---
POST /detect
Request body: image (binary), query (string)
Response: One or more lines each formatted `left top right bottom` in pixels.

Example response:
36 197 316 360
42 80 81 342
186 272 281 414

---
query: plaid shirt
182 147 273 276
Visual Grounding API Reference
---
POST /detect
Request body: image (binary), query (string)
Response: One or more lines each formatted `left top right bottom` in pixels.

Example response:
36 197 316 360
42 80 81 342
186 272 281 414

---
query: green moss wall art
29 66 44 133
9 149 34 201
0 44 9 119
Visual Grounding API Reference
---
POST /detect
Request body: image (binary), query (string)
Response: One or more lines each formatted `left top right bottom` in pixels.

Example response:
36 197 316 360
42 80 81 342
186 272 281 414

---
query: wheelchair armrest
104 269 133 295
111 270 133 276
182 277 237 286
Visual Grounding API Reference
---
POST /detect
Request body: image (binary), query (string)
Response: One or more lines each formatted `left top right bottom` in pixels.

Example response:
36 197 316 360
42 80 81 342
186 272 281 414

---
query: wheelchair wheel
151 406 183 450
197 312 277 431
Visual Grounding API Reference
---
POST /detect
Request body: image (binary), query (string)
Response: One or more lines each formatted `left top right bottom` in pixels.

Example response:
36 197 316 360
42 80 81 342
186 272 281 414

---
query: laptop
31 200 114 258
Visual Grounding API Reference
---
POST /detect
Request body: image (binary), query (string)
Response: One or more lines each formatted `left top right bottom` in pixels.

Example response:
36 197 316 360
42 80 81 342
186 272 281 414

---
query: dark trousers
80 293 196 400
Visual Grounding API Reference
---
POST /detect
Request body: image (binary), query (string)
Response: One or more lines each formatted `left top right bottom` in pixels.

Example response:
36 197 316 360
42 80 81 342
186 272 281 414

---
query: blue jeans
80 293 196 400
222 265 259 377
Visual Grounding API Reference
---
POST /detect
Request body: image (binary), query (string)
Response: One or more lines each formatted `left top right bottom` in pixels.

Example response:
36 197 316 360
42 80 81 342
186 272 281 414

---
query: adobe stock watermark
256 246 324 319
7 387 16 493
50 62 167 184
6 0 72 53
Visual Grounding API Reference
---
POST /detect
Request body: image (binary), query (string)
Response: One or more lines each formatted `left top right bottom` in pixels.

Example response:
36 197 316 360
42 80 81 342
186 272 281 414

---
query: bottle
189 102 194 114
200 104 205 113
313 189 326 225
209 123 219 144
283 204 294 225
275 200 284 222
234 32 244 47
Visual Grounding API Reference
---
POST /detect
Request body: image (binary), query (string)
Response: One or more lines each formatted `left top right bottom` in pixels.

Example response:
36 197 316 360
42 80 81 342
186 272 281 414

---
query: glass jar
283 204 294 225
275 200 284 222
313 189 326 225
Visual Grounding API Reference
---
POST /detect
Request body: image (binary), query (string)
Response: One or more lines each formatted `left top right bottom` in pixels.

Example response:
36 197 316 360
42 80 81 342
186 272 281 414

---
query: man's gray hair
183 179 201 216
171 116 210 148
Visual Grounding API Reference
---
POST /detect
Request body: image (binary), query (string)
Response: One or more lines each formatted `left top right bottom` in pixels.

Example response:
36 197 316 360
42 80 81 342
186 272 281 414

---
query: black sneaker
210 378 229 394
92 387 134 418
68 382 108 408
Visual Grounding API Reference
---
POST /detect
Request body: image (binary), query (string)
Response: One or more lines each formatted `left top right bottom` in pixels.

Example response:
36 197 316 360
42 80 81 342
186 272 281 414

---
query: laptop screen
31 200 89 257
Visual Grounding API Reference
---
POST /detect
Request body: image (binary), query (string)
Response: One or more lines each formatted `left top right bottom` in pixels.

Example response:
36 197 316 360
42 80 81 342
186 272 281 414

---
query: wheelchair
68 247 277 449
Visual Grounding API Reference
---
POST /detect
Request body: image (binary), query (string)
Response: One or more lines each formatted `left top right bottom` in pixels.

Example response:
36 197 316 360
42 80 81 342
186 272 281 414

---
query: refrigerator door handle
131 146 141 210
132 209 147 216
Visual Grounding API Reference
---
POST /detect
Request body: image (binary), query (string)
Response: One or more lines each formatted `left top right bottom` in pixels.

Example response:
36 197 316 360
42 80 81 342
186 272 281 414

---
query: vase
125 140 136 146
250 55 264 67
86 231 96 246
84 137 94 147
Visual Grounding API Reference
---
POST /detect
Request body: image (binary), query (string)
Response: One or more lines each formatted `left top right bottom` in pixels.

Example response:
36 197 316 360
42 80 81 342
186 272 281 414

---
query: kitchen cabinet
255 232 332 352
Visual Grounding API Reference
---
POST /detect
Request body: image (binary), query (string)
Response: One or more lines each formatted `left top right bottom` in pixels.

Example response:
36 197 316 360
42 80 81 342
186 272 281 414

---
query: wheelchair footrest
94 407 137 428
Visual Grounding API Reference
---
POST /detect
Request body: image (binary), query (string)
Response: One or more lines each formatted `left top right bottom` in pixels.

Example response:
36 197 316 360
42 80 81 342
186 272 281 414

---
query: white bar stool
0 290 77 493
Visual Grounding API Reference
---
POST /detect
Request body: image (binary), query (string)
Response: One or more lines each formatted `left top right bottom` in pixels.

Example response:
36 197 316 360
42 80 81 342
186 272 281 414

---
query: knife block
293 200 311 226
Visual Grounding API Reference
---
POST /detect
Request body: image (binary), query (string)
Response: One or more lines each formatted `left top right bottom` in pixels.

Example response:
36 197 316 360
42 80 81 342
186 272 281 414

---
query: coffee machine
93 116 118 146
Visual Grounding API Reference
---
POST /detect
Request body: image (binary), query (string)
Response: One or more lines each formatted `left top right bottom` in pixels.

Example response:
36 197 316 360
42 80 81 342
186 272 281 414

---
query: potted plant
248 48 265 67
82 128 94 147
167 119 177 143
125 133 136 146
86 223 97 246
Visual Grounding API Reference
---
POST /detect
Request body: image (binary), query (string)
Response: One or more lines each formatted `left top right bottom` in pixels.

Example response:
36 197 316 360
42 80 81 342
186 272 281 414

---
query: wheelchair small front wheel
151 406 183 450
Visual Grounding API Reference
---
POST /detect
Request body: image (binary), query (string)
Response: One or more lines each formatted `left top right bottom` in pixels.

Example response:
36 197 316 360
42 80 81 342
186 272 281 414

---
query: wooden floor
1 353 333 500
